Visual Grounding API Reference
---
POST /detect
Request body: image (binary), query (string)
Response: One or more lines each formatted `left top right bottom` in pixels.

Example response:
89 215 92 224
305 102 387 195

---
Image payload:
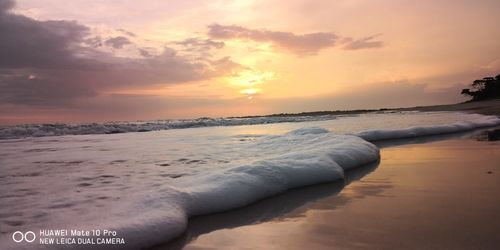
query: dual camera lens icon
12 231 36 243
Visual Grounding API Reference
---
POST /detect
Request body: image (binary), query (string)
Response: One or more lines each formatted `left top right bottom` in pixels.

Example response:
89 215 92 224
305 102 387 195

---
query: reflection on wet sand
153 161 381 250
373 125 500 148
154 128 500 250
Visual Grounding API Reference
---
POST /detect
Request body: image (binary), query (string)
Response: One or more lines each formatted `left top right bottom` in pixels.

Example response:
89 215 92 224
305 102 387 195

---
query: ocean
1 111 499 249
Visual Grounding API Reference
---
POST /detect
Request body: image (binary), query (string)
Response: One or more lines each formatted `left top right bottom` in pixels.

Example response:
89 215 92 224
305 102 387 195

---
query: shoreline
400 99 500 117
150 102 500 249
2 99 499 128
1 99 499 140
232 99 500 119
165 129 500 250
2 103 500 249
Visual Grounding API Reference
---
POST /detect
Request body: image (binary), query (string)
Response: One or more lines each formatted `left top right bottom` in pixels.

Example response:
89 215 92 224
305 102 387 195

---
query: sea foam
0 115 342 139
111 128 380 249
0 128 379 250
355 114 500 141
1 112 500 249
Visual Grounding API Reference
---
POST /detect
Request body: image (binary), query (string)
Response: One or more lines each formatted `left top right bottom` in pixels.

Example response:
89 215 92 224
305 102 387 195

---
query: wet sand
158 130 500 250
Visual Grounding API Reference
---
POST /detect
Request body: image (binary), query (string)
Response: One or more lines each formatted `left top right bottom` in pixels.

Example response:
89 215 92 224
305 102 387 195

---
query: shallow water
0 111 492 139
178 136 500 250
0 111 499 249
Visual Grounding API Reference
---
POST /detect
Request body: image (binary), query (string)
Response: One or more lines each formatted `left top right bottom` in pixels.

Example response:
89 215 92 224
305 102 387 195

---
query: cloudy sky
1 0 499 124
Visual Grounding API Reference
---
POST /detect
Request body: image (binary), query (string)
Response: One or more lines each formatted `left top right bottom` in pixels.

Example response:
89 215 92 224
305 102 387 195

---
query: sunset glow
1 1 500 248
0 0 499 124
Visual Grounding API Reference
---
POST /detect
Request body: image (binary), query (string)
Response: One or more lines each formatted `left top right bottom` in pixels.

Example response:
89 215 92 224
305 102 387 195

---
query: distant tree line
461 74 500 101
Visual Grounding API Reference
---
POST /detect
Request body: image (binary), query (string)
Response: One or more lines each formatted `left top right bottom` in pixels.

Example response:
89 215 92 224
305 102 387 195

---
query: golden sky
0 0 499 124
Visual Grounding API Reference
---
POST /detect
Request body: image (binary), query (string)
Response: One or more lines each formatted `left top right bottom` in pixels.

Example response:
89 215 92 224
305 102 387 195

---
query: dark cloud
0 46 235 105
342 34 384 50
0 0 14 10
0 0 102 69
0 1 239 106
208 23 338 55
104 36 131 49
0 72 96 105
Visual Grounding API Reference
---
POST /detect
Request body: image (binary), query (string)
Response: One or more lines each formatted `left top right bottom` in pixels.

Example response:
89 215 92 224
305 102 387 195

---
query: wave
121 116 500 249
2 115 500 250
0 115 344 139
0 128 379 250
355 114 500 141
108 128 380 249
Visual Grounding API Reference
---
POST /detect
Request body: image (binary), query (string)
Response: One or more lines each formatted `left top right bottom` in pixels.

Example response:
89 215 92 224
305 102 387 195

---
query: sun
227 69 278 98
240 88 259 95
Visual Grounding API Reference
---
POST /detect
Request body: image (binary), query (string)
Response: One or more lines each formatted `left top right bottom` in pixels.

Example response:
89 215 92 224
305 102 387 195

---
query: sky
0 0 499 124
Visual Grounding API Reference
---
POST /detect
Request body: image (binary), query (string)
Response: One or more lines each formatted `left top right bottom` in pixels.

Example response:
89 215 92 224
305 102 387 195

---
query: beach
1 103 500 250
155 100 500 249
166 130 500 249
404 99 500 117
2 1 499 249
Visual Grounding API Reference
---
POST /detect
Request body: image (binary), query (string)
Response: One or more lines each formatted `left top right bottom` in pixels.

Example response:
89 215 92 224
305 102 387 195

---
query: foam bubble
1 112 500 249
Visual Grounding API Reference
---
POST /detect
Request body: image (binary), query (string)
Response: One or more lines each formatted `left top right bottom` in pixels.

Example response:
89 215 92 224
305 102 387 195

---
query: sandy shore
155 129 500 250
402 99 500 117
147 101 500 250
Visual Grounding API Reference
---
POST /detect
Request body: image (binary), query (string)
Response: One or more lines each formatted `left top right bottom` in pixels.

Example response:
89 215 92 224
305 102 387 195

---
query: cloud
138 48 152 57
0 71 479 124
104 36 131 49
175 37 225 60
84 36 103 48
0 0 14 11
207 24 384 55
0 72 96 105
0 0 100 70
177 37 225 51
117 28 136 37
0 46 236 105
207 23 338 55
0 1 239 106
342 34 384 50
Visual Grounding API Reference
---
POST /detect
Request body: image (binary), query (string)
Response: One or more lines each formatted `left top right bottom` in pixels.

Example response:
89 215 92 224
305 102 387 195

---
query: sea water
0 111 499 249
